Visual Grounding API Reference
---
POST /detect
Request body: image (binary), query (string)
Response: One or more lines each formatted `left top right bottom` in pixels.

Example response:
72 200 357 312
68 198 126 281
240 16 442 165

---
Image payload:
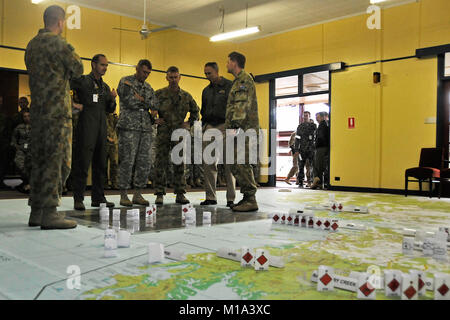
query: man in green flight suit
225 52 259 212
25 5 84 229
153 66 200 205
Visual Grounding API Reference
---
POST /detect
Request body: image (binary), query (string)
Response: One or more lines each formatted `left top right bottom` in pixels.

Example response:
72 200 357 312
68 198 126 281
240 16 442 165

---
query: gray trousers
313 147 329 182
203 123 236 202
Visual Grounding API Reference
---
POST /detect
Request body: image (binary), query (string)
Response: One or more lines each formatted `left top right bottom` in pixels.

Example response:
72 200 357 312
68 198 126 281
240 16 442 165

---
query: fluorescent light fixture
370 0 387 3
210 26 260 42
31 0 46 3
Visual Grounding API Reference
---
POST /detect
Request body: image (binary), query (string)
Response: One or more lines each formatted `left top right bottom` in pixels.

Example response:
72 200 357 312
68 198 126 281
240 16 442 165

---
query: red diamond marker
242 252 253 263
281 215 286 221
316 220 322 227
287 216 292 222
301 217 306 224
418 277 425 291
308 219 314 226
183 208 188 213
437 284 449 296
273 215 279 222
332 204 337 210
320 273 332 286
403 286 417 299
359 282 375 297
388 278 400 292
294 217 299 225
338 204 343 210
324 221 330 228
257 255 268 265
331 223 338 230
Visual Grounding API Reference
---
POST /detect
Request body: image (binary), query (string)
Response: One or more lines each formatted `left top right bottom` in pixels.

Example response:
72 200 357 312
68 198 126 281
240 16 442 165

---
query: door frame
255 62 344 187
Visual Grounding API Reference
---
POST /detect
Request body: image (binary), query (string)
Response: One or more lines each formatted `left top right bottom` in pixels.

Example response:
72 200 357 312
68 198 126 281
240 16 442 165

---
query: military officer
117 59 157 207
293 111 317 187
71 54 117 210
25 5 84 229
225 52 259 212
153 66 200 205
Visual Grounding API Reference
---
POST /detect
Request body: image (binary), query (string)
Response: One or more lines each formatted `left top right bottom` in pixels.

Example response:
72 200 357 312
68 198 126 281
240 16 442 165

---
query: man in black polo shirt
71 54 117 210
311 112 330 190
200 62 236 207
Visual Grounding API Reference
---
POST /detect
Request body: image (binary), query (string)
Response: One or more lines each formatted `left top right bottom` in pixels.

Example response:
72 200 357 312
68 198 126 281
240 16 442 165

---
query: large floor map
0 189 449 300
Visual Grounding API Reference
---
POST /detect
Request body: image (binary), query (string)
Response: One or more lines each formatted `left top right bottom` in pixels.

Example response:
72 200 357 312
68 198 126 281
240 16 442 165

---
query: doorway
270 69 330 187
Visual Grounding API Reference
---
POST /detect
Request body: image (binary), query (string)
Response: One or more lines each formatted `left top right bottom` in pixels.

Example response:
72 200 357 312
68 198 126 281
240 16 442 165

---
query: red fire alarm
348 117 355 129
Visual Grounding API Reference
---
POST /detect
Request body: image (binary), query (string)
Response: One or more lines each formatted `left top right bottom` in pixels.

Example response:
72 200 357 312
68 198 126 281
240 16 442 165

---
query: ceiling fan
113 0 176 39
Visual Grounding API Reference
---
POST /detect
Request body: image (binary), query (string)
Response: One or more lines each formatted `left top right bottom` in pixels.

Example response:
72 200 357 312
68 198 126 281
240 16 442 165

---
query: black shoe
91 200 115 208
229 198 245 209
74 200 85 211
200 200 217 206
226 201 234 208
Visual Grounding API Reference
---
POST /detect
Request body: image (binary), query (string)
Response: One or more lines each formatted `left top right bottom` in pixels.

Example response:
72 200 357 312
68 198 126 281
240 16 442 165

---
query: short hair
316 112 325 117
19 97 29 103
44 5 65 28
228 51 246 69
166 66 179 74
205 62 218 72
303 111 311 116
137 59 152 70
92 54 106 64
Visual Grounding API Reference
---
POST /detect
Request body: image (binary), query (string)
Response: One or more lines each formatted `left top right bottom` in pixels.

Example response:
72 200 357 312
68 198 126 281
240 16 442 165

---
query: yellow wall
1 0 449 189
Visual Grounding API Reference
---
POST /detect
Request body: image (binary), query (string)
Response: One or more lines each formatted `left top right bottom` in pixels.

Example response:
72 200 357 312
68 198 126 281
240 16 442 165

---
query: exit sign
348 117 355 129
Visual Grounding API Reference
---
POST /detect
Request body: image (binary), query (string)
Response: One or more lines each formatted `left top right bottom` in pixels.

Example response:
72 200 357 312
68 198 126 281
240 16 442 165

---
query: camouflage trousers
298 149 314 183
118 129 152 190
230 138 258 198
105 142 119 188
15 149 29 183
153 127 186 195
28 119 71 208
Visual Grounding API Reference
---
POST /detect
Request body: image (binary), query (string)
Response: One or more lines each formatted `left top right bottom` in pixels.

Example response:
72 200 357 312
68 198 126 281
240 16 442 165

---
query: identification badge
93 94 99 103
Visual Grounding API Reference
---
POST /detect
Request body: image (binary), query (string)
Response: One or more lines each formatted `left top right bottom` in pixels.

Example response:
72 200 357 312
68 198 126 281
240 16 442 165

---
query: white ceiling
62 0 417 42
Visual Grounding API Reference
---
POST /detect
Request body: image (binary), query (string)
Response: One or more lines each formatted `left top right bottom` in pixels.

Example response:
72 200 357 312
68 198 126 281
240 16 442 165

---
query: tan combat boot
231 195 258 212
155 194 164 205
132 189 149 206
120 190 133 207
310 177 321 190
175 193 190 204
28 206 42 227
40 207 77 230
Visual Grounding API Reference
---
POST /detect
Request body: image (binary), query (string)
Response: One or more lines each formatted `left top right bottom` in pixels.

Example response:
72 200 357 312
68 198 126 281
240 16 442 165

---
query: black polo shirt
201 77 232 126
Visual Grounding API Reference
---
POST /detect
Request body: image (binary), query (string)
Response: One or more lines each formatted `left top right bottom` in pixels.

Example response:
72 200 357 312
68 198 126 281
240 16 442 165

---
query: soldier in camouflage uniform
293 111 317 187
105 112 119 190
25 5 83 229
225 52 260 212
117 59 157 207
11 111 31 193
153 66 200 205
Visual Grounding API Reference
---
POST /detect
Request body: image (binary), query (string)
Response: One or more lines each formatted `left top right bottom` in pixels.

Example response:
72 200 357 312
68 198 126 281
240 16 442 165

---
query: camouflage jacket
106 113 118 144
117 75 157 132
154 87 199 130
294 121 317 152
11 123 31 152
25 28 83 122
225 70 259 131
